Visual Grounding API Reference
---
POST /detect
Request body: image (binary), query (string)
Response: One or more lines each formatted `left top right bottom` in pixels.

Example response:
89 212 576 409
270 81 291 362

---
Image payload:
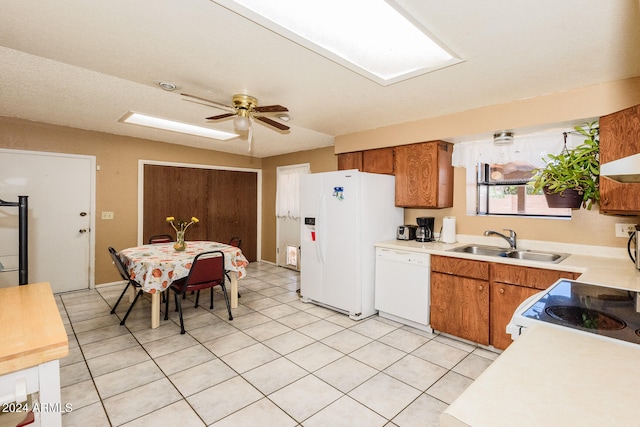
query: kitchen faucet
484 228 517 249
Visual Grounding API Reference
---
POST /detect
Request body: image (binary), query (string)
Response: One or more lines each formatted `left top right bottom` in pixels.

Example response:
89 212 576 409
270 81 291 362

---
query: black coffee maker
415 217 435 242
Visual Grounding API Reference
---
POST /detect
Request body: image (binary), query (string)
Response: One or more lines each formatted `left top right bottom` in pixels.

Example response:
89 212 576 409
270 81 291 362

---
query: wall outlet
615 223 636 238
101 211 114 220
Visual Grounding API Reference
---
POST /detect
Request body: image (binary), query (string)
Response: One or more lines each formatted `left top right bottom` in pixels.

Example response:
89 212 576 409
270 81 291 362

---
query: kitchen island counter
440 322 640 427
0 282 69 427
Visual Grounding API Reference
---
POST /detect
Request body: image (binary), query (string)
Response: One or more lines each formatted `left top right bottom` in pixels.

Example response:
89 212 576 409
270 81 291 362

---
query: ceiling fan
182 92 290 151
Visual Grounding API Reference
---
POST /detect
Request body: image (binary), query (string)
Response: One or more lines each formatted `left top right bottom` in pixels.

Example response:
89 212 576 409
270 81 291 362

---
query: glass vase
173 230 187 251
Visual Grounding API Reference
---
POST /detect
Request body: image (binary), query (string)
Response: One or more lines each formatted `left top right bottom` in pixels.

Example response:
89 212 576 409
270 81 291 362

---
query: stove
507 279 640 346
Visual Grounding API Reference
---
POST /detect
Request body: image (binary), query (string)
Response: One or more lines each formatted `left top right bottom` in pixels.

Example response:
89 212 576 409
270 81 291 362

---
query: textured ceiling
1 0 639 157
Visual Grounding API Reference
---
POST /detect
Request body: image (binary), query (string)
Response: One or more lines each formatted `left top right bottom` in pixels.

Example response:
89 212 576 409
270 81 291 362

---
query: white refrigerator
299 170 403 320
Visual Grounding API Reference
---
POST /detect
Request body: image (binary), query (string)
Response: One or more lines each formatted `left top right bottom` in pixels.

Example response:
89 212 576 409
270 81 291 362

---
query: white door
0 149 95 292
276 164 309 270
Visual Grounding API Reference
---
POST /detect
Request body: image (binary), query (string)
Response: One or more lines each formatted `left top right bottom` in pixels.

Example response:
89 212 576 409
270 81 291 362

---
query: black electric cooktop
521 280 640 345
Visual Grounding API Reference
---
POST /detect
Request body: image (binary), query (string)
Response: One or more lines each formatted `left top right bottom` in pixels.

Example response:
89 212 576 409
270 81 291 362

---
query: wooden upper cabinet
599 104 640 214
394 141 454 208
362 147 394 174
338 148 394 174
337 152 363 171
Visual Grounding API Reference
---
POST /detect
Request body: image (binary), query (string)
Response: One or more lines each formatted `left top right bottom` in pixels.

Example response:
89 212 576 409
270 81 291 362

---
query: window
477 161 571 217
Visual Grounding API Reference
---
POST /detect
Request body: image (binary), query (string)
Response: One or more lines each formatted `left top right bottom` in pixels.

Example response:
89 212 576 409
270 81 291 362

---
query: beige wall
335 76 640 152
334 76 640 250
0 117 262 285
3 76 640 286
260 147 337 263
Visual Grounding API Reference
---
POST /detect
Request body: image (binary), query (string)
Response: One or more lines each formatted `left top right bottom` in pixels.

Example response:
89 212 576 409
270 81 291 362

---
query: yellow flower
191 217 199 223
166 216 175 222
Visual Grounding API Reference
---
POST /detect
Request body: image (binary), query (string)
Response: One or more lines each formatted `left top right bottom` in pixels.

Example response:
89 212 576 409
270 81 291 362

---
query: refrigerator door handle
317 193 326 264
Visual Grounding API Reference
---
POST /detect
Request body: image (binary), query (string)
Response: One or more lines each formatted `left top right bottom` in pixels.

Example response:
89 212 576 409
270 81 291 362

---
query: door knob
79 212 87 216
79 228 89 234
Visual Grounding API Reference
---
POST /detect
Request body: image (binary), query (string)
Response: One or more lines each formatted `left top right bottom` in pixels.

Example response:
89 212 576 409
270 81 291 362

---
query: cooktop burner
521 280 640 345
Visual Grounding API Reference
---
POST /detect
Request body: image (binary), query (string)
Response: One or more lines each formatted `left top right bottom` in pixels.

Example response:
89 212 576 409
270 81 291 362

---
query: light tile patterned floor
56 262 497 426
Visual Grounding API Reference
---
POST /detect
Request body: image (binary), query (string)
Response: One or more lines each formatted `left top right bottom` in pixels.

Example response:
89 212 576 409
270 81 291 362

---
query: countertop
439 322 640 427
375 236 640 291
0 282 68 375
375 237 640 426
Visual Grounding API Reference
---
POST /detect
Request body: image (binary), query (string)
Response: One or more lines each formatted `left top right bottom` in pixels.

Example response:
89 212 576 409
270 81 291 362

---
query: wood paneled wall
143 165 258 261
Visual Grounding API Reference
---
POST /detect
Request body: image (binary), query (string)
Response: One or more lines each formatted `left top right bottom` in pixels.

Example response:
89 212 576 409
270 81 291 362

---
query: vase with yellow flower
166 216 199 251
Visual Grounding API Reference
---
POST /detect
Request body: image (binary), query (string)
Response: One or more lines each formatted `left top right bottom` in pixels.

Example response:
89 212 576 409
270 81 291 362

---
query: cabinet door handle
499 288 505 294
478 285 484 291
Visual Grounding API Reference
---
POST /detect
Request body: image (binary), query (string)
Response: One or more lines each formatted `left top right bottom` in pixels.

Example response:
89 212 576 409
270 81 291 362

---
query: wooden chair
148 234 173 244
108 247 144 325
165 250 233 334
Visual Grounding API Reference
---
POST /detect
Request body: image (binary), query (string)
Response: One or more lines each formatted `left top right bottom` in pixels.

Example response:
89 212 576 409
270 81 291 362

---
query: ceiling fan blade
255 115 290 131
253 105 288 113
181 93 235 112
206 113 236 120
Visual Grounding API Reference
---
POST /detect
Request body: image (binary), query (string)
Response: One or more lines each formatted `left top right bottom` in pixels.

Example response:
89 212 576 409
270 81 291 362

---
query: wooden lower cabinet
430 256 490 345
490 263 579 291
430 255 580 350
489 282 541 350
489 263 578 350
431 272 489 345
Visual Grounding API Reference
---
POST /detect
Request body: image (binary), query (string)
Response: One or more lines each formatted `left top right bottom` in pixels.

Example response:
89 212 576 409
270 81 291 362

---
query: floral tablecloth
118 241 249 294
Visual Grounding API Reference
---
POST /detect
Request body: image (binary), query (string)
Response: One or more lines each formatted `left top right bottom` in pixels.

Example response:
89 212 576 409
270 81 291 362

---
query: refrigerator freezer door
300 173 323 303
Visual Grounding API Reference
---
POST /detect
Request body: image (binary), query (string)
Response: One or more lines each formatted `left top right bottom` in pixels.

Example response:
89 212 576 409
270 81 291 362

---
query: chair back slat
183 251 225 292
108 247 131 281
148 234 173 244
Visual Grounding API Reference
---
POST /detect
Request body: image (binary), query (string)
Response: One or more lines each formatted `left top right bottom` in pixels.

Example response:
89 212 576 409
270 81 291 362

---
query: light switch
101 211 114 220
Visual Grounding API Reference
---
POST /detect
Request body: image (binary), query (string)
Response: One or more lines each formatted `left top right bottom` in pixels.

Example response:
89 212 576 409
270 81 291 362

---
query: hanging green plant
530 121 600 210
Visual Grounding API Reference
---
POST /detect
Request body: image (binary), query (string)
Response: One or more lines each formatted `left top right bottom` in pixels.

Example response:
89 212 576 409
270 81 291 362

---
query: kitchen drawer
431 255 489 280
491 263 578 290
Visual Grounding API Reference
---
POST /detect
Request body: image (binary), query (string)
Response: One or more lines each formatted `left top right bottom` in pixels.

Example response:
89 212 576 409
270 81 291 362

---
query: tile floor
56 262 498 426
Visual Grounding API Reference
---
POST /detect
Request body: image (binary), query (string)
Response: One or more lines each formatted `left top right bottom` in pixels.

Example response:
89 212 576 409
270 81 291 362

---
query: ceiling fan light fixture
233 115 250 131
493 131 514 146
276 113 290 122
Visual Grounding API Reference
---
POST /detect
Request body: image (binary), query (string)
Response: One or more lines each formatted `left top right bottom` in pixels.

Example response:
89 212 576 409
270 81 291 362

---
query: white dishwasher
374 247 431 331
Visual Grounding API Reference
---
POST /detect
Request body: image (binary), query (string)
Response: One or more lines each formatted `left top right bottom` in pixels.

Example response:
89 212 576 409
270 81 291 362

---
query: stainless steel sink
448 245 506 257
504 250 569 263
447 244 570 264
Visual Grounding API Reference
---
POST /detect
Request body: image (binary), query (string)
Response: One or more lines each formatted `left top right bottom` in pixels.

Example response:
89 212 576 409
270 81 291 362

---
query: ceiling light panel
119 112 238 140
212 0 463 85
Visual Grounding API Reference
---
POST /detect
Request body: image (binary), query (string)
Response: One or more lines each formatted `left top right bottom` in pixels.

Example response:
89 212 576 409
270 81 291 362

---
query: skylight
212 0 462 85
119 112 238 141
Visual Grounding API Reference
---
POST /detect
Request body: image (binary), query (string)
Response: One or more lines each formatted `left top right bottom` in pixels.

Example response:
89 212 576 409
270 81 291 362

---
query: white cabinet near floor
374 247 431 331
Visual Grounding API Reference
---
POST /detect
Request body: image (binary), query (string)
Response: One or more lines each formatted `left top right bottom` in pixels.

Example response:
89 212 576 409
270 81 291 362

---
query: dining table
118 241 249 329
